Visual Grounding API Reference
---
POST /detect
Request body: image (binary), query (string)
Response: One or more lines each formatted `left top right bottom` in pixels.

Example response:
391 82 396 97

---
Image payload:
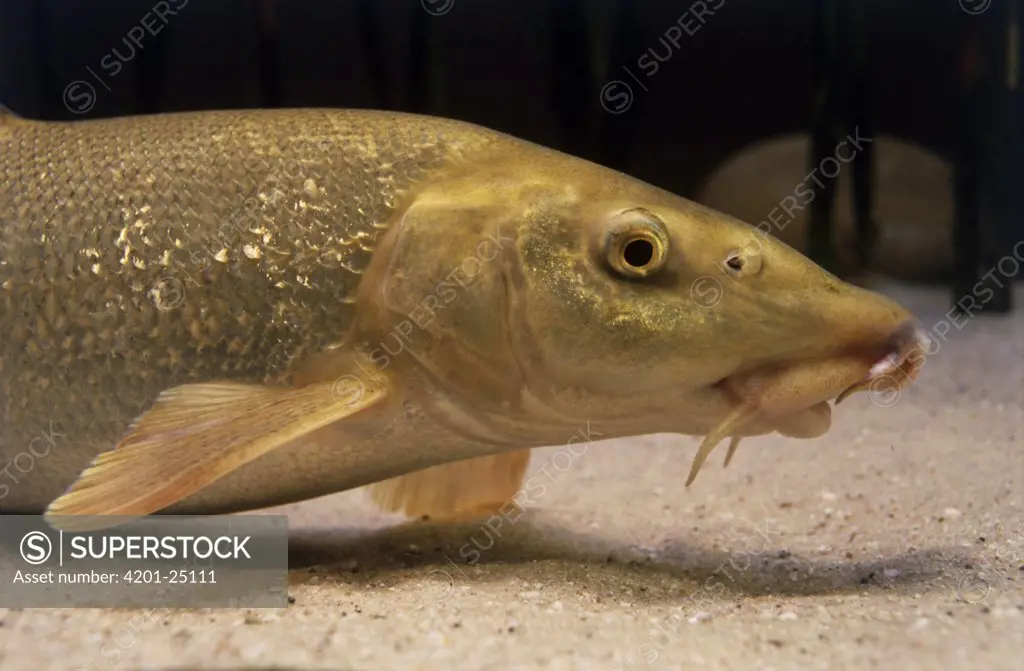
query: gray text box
0 515 288 607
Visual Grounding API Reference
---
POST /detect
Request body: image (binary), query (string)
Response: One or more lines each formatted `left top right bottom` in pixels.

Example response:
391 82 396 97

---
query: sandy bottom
1 283 1022 671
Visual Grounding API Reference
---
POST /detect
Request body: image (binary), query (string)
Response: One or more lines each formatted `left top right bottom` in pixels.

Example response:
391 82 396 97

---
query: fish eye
623 238 655 267
602 208 670 279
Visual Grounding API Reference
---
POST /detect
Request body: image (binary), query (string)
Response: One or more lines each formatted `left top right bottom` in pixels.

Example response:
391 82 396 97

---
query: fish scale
0 108 499 512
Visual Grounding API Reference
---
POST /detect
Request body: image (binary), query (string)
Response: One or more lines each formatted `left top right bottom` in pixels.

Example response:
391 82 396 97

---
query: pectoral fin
367 449 532 521
45 377 387 531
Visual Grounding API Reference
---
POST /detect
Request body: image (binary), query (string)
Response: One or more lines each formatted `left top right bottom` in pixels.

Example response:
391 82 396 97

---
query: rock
697 134 953 283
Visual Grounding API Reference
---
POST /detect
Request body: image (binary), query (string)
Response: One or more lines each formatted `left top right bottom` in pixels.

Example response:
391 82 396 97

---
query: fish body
0 108 504 514
0 108 929 529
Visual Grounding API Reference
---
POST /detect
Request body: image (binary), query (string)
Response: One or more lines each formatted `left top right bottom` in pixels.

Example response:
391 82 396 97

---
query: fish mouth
683 319 932 486
714 318 933 420
834 320 932 405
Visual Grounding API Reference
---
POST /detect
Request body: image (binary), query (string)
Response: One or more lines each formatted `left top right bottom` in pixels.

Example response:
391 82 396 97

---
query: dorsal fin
0 104 23 129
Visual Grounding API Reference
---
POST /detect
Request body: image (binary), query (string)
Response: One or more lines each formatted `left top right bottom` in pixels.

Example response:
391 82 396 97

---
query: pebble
688 612 712 624
943 507 963 519
883 569 902 579
910 617 929 630
779 611 798 621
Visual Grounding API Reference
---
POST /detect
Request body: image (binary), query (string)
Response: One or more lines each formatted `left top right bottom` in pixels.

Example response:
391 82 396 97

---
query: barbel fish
0 107 929 531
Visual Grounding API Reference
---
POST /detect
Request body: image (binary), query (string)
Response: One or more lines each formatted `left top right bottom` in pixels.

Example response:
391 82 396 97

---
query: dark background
1 0 1021 311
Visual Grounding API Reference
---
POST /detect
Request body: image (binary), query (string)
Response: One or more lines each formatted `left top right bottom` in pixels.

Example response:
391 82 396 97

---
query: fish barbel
0 108 929 531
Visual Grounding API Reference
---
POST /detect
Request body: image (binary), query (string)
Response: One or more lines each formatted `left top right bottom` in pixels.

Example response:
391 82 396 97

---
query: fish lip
835 320 931 403
711 320 932 412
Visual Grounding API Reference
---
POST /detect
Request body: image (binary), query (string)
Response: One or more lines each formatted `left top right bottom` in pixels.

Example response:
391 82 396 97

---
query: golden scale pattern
0 108 497 454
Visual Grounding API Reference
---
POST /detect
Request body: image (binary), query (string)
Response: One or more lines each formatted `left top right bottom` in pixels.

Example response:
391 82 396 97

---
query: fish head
364 142 930 442
489 151 931 434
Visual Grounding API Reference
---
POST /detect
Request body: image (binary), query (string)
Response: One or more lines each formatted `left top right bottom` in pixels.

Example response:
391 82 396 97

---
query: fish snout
833 316 932 404
757 283 934 409
816 282 923 359
881 319 933 372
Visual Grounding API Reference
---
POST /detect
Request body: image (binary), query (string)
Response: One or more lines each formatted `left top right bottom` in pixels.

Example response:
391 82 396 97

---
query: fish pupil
623 239 654 268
